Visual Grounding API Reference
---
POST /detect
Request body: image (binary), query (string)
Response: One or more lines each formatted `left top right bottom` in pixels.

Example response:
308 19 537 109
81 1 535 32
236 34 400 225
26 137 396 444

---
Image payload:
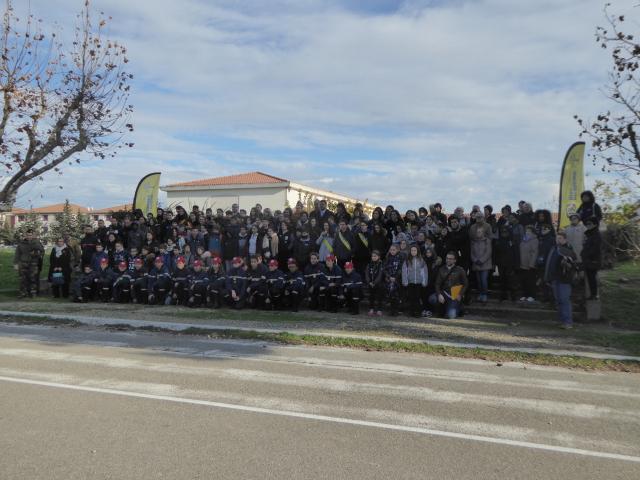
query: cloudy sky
7 0 635 211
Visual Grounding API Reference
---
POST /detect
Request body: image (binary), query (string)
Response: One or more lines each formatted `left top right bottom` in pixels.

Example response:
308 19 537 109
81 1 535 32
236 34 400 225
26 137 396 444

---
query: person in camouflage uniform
13 229 44 298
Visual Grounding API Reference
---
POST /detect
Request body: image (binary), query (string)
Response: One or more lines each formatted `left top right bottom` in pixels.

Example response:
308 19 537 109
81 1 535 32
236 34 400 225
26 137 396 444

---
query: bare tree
576 3 640 184
0 0 133 212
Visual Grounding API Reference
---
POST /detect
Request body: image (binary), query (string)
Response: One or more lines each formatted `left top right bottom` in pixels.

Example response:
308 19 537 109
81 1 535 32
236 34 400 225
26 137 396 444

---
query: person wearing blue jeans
544 232 577 329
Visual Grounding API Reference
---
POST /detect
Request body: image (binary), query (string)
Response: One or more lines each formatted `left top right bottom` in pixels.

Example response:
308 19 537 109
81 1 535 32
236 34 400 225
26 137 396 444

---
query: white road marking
0 347 637 422
1 374 639 464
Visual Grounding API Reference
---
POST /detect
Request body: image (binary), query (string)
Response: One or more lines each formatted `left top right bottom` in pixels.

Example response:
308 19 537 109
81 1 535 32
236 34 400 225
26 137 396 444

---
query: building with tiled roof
162 171 366 212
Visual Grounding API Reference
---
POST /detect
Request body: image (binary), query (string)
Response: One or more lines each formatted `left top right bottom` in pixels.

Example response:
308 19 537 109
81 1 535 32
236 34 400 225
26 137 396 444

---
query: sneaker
526 297 535 303
376 310 383 316
367 309 375 316
519 297 526 302
559 323 573 330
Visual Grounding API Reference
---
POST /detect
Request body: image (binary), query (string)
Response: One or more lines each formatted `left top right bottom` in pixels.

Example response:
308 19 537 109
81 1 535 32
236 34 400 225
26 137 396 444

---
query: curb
0 310 638 362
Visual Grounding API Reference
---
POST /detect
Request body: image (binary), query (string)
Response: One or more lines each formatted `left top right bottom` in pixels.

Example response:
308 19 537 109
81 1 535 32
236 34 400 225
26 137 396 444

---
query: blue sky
6 0 636 212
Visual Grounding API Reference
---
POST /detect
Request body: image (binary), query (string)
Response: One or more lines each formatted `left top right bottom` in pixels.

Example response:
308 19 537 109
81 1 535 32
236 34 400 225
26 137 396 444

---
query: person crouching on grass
225 257 247 309
207 257 226 309
187 259 209 308
430 252 469 320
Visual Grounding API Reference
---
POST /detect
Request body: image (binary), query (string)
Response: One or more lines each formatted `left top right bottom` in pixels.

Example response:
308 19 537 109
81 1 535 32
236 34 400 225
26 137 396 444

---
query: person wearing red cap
225 256 247 309
340 261 363 315
90 241 109 272
147 256 171 305
94 257 116 302
319 254 342 313
303 252 324 310
187 259 209 307
284 258 305 312
131 257 149 304
246 256 268 309
112 261 133 303
170 256 190 306
207 256 226 309
265 259 285 310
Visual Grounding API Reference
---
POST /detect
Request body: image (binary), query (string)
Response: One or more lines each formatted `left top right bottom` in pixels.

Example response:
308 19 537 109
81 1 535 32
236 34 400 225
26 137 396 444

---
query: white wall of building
165 187 288 212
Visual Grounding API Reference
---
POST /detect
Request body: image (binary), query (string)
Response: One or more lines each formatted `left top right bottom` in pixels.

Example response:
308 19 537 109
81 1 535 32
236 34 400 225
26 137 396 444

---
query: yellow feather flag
558 142 585 229
133 172 161 216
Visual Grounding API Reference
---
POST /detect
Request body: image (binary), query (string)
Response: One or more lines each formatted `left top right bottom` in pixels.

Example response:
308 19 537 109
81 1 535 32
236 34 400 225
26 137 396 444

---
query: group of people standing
13 191 603 326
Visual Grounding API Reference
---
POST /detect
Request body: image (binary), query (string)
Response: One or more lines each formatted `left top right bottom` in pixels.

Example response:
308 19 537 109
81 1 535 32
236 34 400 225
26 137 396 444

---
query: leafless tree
0 0 133 211
576 3 640 185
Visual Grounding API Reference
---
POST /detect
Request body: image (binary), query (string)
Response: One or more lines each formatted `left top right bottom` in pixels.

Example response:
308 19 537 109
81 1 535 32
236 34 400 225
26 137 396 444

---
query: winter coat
434 265 469 298
565 224 586 263
582 228 602 270
333 229 356 262
48 246 72 282
544 245 577 283
470 237 492 271
519 234 539 270
401 257 428 287
316 232 335 262
365 260 384 287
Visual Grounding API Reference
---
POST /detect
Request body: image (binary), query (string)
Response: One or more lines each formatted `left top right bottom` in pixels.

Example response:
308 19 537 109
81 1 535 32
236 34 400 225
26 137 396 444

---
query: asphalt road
0 322 638 480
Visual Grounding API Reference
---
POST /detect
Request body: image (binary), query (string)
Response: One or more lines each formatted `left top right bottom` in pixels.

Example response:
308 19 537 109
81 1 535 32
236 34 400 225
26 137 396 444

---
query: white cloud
9 0 637 212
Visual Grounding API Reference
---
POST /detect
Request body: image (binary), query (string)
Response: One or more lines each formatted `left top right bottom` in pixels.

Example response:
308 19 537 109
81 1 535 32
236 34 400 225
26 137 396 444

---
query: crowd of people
13 191 603 327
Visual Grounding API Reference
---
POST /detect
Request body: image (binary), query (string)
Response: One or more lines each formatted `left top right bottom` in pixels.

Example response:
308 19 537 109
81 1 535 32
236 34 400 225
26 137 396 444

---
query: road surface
0 322 638 479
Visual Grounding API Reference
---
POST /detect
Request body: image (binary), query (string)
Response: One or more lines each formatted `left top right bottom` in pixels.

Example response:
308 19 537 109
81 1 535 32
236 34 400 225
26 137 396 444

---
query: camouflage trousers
18 263 39 297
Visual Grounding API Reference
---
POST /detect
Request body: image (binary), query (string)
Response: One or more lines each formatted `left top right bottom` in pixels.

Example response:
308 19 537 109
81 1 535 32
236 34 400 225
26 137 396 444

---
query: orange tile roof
11 203 90 215
165 171 289 188
93 204 132 214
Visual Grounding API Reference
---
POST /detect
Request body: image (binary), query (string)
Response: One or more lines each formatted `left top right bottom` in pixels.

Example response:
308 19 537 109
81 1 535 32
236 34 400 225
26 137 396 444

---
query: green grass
2 313 639 372
600 260 640 329
0 248 50 293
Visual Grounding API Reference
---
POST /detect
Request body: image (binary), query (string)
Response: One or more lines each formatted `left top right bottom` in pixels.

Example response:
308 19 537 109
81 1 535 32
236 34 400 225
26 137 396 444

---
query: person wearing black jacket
582 217 602 299
303 253 324 310
265 259 285 310
80 225 99 268
130 258 148 304
293 229 314 272
353 221 370 276
112 262 133 303
494 226 518 302
94 258 116 302
577 191 603 225
48 238 73 298
333 220 355 267
369 223 389 259
207 257 226 308
170 256 191 306
365 250 384 316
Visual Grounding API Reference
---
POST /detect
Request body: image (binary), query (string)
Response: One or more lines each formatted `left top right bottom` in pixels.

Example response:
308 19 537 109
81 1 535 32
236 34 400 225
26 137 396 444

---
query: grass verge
2 313 639 373
600 261 640 329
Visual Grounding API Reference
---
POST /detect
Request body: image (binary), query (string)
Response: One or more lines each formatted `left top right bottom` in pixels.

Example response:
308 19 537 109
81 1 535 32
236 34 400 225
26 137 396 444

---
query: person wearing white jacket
402 246 428 317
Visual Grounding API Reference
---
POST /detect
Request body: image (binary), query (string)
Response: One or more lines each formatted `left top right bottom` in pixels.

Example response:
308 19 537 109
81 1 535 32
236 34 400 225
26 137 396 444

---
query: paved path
0 322 639 479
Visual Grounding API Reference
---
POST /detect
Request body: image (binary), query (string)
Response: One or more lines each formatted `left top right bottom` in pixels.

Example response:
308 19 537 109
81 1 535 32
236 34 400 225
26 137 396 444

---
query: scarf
54 244 66 258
